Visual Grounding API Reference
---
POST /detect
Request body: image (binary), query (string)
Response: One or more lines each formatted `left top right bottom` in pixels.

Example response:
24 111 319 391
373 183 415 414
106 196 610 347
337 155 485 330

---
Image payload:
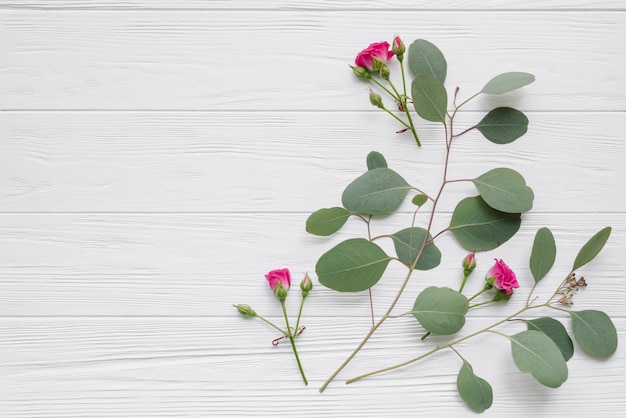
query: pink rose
355 41 394 71
486 259 518 295
265 268 291 291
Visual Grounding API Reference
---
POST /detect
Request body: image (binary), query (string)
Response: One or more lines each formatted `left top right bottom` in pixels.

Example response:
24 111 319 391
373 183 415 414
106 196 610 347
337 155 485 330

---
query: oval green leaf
570 310 618 358
529 227 556 283
412 194 428 207
305 207 351 236
476 107 529 144
413 287 468 335
342 167 410 216
407 39 447 82
457 361 493 413
366 151 387 170
316 238 391 292
572 227 611 271
411 73 448 123
527 317 573 361
510 330 568 388
480 72 535 94
390 227 441 270
449 196 521 251
472 168 534 213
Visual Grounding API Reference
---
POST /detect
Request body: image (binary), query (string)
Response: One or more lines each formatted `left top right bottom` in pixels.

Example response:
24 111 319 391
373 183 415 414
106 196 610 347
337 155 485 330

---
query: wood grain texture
0 213 623 317
1 112 624 212
1 10 625 111
1 317 625 417
1 1 625 416
1 0 625 10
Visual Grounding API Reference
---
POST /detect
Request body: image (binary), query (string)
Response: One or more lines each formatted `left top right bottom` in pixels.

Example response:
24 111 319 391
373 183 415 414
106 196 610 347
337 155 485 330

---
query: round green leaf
411 73 448 123
457 361 493 413
390 227 441 270
510 330 568 388
407 39 447 82
570 310 618 358
572 227 611 271
366 151 387 170
529 227 556 283
480 72 535 94
342 167 410 216
449 196 521 251
476 107 529 144
316 238 391 292
412 194 428 207
412 287 468 335
527 317 574 361
472 168 534 213
305 207 351 236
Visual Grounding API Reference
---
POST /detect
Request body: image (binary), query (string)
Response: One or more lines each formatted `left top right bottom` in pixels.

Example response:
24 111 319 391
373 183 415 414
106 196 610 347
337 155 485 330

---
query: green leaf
476 107 529 144
572 227 611 271
510 330 568 388
411 74 448 123
366 151 387 170
480 72 535 94
449 196 521 251
316 238 391 292
407 39 447 82
527 317 574 361
342 168 410 216
412 194 428 207
412 287 468 335
472 168 534 213
305 207 351 236
570 310 618 358
390 227 441 270
529 228 556 283
457 361 493 413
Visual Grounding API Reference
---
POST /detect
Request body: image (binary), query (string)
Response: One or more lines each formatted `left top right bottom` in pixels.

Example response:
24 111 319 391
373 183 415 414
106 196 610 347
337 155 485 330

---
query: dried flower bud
234 304 257 317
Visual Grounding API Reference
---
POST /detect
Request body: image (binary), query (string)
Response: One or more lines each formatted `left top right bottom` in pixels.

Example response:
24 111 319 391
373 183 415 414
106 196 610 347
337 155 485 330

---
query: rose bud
392 35 406 58
350 65 372 79
234 304 257 317
369 89 384 108
355 41 395 71
265 268 291 292
300 273 313 297
462 253 476 275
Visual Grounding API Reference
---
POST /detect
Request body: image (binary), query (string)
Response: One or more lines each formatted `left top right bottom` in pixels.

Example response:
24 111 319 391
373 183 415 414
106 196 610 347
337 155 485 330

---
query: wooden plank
1 0 624 10
1 10 624 110
0 212 622 316
1 316 624 416
1 111 624 212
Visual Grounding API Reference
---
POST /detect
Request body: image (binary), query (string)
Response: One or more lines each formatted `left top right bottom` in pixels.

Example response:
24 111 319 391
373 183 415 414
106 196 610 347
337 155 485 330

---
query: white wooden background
1 1 625 416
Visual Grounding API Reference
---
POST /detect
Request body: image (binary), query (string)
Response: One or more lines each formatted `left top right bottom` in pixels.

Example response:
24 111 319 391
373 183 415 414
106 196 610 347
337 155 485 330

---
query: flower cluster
234 268 312 385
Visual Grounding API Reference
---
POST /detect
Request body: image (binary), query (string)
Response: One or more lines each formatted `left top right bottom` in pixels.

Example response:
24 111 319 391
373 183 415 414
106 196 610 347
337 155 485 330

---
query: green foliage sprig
306 37 617 412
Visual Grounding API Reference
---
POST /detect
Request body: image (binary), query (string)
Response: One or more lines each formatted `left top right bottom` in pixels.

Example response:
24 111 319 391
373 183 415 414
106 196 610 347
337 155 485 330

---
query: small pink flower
462 252 476 272
355 41 394 71
265 268 291 291
486 259 519 295
392 35 405 56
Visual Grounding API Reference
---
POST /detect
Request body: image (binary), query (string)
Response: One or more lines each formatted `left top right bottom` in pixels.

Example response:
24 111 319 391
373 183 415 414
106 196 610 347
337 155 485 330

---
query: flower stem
346 304 546 384
294 294 307 334
388 78 421 146
256 315 286 335
281 300 308 385
469 298 496 309
468 285 490 302
459 272 470 293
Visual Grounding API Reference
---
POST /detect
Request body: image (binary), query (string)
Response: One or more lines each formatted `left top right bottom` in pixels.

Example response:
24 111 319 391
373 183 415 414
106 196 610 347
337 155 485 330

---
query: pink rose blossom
355 41 395 71
486 259 518 295
265 268 291 291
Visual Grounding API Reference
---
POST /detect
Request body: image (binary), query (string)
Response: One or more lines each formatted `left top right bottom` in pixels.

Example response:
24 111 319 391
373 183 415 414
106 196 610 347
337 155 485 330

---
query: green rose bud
369 89 384 109
234 304 257 317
